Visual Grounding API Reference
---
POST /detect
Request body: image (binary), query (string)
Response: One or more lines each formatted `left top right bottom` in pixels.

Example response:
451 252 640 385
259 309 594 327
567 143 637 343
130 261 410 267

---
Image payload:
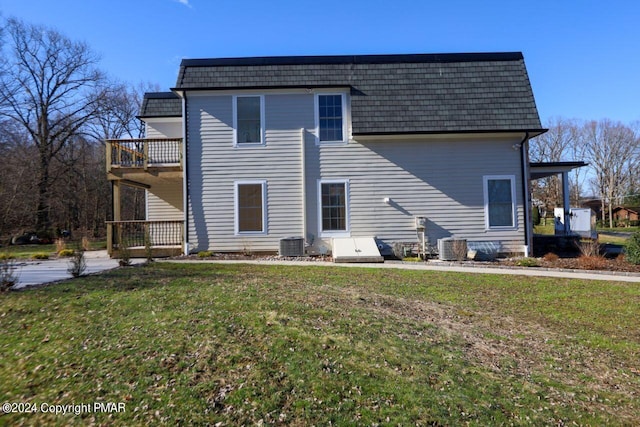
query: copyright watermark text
2 401 126 415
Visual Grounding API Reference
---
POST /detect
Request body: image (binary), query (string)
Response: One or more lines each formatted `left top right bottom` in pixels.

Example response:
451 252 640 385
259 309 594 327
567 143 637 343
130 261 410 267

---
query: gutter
519 132 532 257
300 128 307 244
179 91 190 255
354 128 548 138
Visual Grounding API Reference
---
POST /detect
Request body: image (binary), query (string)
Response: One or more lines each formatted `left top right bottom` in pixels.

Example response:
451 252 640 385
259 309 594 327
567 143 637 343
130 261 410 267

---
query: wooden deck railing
106 138 183 170
106 220 183 252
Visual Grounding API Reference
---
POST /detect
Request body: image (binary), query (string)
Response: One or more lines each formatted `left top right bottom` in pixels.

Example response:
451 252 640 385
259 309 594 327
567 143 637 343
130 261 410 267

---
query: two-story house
106 52 551 260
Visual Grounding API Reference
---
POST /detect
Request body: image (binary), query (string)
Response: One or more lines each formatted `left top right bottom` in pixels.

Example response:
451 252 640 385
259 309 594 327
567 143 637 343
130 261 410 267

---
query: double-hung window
483 175 516 229
318 180 349 236
233 95 264 146
235 181 267 234
316 94 346 143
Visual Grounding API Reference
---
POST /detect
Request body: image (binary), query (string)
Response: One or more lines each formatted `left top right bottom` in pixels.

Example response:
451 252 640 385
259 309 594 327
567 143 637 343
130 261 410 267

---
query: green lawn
533 223 555 235
0 240 107 259
1 263 639 425
534 223 632 245
598 226 640 233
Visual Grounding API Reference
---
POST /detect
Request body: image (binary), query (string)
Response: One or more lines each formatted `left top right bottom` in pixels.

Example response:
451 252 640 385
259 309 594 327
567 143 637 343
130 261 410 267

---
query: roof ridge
180 52 524 68
143 92 179 99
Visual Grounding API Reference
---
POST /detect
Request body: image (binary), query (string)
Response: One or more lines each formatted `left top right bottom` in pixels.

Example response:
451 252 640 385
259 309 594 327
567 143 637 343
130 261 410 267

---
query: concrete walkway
168 258 640 283
9 253 640 290
11 250 144 290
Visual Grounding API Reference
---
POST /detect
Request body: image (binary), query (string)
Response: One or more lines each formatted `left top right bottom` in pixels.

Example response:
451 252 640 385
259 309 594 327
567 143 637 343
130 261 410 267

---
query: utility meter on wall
415 216 427 230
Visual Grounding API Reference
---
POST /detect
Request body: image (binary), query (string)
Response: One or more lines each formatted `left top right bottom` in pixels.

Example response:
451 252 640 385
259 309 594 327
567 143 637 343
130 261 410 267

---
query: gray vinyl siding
146 121 182 138
187 93 312 252
147 181 183 221
186 91 526 255
306 137 526 255
144 119 184 221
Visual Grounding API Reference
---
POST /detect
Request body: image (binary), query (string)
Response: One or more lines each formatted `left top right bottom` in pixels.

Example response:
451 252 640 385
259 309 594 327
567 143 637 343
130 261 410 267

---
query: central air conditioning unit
438 238 467 261
279 237 305 257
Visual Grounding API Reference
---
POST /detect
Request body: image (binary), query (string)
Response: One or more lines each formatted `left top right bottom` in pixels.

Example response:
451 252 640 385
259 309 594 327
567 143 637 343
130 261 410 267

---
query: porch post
562 171 571 235
113 181 122 222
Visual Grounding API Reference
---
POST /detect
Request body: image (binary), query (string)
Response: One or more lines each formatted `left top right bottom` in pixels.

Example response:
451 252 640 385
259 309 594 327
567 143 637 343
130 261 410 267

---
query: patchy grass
515 257 539 267
534 223 555 235
599 233 629 245
0 240 106 260
598 226 640 233
1 263 639 425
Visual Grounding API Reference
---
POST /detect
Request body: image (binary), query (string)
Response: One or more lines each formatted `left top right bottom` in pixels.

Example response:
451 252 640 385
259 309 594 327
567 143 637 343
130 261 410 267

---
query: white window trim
232 95 266 147
317 179 350 237
314 93 349 145
483 175 517 231
234 180 267 235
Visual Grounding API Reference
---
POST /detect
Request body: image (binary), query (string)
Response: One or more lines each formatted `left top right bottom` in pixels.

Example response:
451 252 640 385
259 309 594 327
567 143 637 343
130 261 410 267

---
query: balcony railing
106 220 183 253
106 138 182 170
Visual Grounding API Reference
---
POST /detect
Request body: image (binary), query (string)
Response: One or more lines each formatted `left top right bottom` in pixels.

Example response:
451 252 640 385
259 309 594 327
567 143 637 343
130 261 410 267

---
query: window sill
234 142 266 148
316 140 349 146
485 226 518 232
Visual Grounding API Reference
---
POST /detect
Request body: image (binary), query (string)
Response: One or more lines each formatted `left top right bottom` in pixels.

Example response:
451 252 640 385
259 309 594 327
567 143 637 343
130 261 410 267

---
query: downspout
181 91 190 255
519 132 531 257
300 128 307 245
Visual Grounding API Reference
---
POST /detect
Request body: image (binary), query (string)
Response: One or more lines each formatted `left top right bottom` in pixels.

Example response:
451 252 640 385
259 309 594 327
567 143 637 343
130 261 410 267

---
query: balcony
106 138 183 186
106 220 183 258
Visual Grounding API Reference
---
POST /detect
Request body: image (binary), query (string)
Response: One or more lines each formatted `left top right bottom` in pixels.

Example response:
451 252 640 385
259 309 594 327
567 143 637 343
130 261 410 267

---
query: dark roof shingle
139 92 182 118
173 52 543 134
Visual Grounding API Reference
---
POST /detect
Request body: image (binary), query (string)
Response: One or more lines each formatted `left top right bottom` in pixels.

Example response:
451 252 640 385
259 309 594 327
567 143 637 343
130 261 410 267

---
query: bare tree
87 82 152 141
583 119 639 227
0 18 107 233
530 117 580 215
85 81 161 224
0 120 38 236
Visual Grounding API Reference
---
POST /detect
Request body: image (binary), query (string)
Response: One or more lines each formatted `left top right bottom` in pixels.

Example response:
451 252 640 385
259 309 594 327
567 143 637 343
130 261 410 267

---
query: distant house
106 52 566 259
612 206 640 223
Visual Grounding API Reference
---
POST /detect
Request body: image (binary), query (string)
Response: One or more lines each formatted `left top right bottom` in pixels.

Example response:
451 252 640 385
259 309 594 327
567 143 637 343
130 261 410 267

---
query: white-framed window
234 180 267 234
233 95 265 146
483 175 517 230
318 179 350 236
315 93 347 144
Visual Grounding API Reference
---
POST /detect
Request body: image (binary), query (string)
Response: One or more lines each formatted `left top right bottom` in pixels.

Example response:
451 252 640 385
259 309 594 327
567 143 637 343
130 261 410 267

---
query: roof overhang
354 129 547 142
137 115 182 121
529 161 588 180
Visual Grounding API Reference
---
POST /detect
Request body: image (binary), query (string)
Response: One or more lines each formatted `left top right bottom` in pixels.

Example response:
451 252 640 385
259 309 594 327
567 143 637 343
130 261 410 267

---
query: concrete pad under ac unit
331 237 384 263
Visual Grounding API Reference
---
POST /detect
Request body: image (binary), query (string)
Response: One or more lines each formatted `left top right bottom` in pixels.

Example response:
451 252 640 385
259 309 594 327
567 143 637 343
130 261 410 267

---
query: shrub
58 249 75 257
577 255 608 270
144 232 153 263
67 247 86 277
515 257 539 267
32 253 49 260
452 239 467 261
198 251 213 258
55 238 66 253
118 247 131 266
542 252 559 263
576 239 601 257
0 257 18 292
0 253 15 261
625 231 640 265
532 206 541 226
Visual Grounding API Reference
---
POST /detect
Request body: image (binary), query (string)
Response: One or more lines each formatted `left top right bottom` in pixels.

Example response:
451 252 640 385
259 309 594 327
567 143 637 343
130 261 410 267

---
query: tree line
0 17 153 242
530 117 640 228
1 17 638 241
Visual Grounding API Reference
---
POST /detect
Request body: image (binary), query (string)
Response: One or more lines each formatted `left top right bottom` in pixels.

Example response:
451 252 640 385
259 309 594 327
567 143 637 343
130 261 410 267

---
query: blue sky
0 0 638 124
